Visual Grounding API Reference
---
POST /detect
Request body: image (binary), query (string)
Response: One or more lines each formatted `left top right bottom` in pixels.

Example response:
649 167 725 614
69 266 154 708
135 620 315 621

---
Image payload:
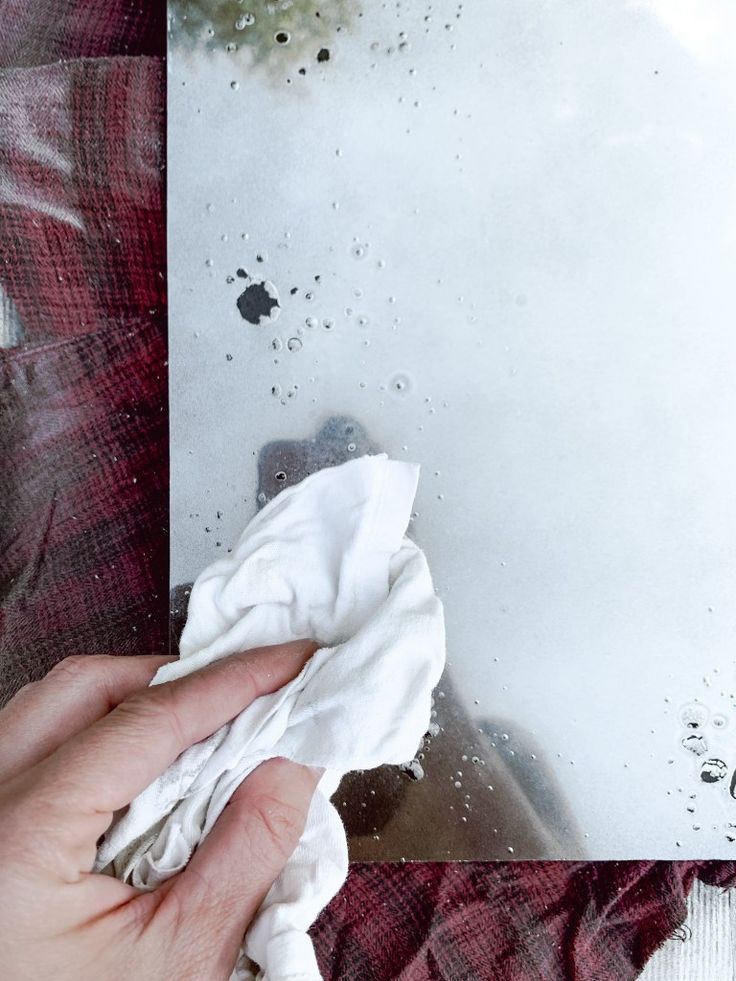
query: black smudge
236 282 279 324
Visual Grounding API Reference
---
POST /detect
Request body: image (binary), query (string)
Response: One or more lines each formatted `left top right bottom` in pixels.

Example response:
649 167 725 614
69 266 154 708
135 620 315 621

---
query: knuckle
5 678 41 708
47 654 100 685
117 685 187 753
250 791 305 858
207 654 259 701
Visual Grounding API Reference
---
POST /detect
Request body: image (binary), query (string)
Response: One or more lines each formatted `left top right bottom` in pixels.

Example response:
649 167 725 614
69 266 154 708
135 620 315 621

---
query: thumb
150 758 321 976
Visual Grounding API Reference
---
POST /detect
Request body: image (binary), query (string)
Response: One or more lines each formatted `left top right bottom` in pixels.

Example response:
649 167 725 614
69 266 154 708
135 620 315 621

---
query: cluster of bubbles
676 699 735 842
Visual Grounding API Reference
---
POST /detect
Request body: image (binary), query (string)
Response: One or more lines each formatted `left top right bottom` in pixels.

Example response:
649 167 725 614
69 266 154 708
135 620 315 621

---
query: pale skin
0 641 320 980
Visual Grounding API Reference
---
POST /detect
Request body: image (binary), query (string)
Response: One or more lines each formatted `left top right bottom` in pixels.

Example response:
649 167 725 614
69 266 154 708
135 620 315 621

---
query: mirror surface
169 0 736 858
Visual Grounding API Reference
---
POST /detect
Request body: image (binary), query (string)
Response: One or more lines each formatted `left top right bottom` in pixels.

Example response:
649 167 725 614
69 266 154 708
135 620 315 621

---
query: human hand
0 642 319 980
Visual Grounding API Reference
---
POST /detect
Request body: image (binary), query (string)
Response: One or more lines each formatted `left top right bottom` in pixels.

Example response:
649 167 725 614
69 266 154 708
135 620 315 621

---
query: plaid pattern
0 2 732 978
314 861 736 980
0 49 168 696
0 0 164 68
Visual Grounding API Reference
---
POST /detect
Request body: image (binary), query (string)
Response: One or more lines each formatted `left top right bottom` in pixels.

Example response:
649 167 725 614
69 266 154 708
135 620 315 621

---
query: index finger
33 640 316 818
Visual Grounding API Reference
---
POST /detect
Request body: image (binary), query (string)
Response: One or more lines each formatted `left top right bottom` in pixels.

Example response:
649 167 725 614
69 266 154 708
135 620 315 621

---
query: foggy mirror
168 0 736 859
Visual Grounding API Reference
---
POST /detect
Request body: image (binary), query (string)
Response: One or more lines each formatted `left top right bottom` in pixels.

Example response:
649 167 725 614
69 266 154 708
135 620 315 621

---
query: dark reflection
170 414 585 859
168 0 355 76
333 660 583 860
256 415 379 505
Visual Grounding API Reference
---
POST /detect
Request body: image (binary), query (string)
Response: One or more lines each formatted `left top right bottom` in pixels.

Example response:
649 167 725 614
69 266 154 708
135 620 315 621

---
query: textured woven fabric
0 2 733 979
0 44 168 697
0 0 164 68
312 862 736 980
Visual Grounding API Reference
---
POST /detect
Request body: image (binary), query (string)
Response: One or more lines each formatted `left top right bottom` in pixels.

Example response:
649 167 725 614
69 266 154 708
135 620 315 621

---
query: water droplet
389 371 414 397
305 316 318 329
712 714 728 729
235 12 255 30
275 470 287 482
700 758 727 783
270 384 281 398
347 442 357 452
205 258 214 267
680 703 709 730
271 337 283 352
230 80 240 91
399 759 425 781
322 318 335 331
274 30 290 45
351 243 369 260
682 734 708 756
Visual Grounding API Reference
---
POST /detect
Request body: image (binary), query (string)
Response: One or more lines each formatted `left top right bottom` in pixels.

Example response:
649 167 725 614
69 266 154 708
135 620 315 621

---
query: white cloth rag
95 453 445 979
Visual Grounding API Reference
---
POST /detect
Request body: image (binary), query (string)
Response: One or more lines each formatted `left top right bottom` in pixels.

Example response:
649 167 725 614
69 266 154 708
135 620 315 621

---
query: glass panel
168 0 736 859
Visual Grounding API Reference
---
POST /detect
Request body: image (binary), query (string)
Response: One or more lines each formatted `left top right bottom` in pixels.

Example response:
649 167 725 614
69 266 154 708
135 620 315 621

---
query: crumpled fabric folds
96 454 446 980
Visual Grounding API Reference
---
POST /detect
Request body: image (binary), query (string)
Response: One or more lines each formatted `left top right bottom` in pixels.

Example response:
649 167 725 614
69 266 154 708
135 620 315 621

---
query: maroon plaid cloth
0 51 168 699
0 3 733 978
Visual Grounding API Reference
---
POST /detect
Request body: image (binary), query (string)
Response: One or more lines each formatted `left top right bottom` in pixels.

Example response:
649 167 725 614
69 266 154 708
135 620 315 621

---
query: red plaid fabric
313 861 736 980
0 0 164 67
0 3 732 978
0 52 168 699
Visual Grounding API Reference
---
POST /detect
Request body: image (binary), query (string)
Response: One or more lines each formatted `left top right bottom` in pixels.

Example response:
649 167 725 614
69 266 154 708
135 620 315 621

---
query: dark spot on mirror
236 281 280 324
